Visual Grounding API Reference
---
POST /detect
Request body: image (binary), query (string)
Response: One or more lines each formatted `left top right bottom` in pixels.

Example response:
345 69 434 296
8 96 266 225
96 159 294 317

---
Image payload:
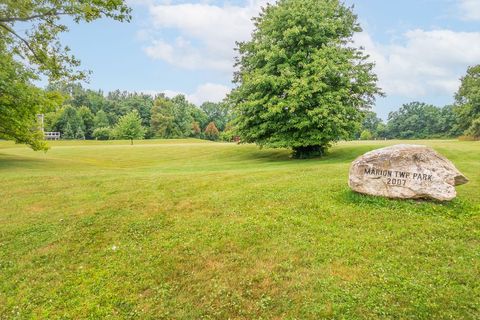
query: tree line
44 67 480 145
357 65 480 141
1 0 479 156
43 84 233 143
358 103 461 140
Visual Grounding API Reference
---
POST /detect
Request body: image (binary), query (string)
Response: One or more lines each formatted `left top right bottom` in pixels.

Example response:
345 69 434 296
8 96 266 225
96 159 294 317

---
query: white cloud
139 1 480 105
144 37 232 71
354 29 480 97
143 0 271 72
460 0 480 21
141 83 231 105
187 83 231 105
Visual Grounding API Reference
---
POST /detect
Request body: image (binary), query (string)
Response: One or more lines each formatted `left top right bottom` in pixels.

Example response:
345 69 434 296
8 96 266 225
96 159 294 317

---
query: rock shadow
338 188 475 218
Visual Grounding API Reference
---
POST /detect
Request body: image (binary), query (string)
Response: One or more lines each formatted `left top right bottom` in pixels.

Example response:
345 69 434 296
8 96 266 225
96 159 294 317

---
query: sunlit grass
0 139 478 319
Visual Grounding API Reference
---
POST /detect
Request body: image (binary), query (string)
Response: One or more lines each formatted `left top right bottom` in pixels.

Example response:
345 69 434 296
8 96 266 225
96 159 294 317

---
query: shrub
220 123 236 142
458 135 479 141
93 127 113 140
360 130 373 140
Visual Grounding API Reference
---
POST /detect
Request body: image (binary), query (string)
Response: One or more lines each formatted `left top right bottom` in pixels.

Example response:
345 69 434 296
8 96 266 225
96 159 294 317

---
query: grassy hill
0 139 478 319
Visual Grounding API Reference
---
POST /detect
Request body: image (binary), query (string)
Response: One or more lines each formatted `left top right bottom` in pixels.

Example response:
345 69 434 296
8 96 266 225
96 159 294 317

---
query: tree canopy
0 0 130 150
231 0 382 158
384 102 460 139
455 64 480 138
0 47 62 150
0 0 131 82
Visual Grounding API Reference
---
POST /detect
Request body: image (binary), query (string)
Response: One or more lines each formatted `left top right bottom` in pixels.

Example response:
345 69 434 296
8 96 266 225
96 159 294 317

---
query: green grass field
0 139 479 319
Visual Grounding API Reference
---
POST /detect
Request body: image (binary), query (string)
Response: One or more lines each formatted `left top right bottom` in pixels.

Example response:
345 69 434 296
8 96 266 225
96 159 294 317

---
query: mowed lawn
0 139 479 319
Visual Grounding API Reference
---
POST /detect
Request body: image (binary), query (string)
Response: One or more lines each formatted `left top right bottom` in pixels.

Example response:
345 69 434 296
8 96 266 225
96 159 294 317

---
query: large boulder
349 144 468 201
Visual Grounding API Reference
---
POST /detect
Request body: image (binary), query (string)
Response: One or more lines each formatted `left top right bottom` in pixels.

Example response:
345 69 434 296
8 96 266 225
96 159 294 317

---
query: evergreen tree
63 122 74 140
75 126 85 140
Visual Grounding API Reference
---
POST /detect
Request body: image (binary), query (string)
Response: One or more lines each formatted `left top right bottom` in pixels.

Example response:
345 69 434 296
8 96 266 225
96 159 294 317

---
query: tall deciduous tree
455 65 480 137
0 48 62 150
231 0 382 158
113 110 145 145
63 122 74 140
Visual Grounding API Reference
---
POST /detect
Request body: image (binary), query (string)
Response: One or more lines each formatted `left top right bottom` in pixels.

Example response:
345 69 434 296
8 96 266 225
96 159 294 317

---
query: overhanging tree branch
0 22 44 63
0 10 67 23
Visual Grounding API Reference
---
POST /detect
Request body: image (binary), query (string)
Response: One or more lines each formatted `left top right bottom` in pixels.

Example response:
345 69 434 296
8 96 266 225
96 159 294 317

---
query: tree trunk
292 145 326 159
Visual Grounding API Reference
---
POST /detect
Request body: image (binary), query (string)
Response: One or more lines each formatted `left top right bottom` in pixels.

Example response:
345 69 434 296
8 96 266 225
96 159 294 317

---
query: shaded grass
0 139 479 319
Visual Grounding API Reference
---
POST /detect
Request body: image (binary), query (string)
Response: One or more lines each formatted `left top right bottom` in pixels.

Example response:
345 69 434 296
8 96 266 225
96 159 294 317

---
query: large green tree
231 0 382 158
0 48 61 150
0 0 130 149
455 65 480 137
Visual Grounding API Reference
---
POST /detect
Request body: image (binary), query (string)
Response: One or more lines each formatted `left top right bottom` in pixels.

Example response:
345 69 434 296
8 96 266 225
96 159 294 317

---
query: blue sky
59 0 480 119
